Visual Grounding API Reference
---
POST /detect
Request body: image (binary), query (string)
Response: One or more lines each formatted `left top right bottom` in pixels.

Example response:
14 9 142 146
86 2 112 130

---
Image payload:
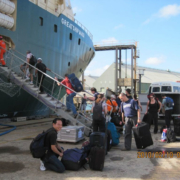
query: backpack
166 128 176 143
165 97 174 108
29 55 37 66
93 102 104 121
29 129 51 158
68 73 83 92
107 122 120 146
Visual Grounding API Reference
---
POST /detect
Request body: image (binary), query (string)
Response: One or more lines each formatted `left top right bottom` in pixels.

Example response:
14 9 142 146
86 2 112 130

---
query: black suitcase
89 146 105 171
90 132 106 148
133 122 153 149
107 130 112 151
142 113 151 129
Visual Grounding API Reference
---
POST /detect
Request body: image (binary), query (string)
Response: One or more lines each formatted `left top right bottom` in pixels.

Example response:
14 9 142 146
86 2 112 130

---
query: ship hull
0 0 95 117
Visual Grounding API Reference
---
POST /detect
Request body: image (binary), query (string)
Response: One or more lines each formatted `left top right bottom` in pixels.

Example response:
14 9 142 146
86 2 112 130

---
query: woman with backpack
91 94 107 132
145 93 162 133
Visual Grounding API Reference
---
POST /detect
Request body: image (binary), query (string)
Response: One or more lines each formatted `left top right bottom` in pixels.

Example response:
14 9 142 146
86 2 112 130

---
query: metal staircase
1 49 93 134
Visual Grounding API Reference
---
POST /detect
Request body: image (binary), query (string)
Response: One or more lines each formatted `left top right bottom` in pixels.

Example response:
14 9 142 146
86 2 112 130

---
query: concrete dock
0 118 180 180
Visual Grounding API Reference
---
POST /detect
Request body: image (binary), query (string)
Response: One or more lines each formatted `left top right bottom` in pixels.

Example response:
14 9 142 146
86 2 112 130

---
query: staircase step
31 87 39 91
39 94 48 98
45 97 53 101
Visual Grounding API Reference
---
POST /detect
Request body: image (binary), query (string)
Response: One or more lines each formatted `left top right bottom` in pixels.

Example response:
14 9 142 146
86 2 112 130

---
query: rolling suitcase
57 126 84 143
89 146 105 171
89 132 106 148
133 122 153 149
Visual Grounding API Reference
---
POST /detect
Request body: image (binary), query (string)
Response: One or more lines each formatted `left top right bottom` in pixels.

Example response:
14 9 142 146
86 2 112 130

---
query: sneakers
74 114 78 119
40 160 46 171
29 81 33 85
65 109 71 112
26 76 30 80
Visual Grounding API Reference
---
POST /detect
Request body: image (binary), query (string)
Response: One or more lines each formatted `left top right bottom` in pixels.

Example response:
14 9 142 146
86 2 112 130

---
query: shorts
29 66 34 74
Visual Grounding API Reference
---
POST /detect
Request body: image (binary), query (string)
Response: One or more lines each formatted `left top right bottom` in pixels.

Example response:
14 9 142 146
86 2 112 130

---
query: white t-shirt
26 53 32 62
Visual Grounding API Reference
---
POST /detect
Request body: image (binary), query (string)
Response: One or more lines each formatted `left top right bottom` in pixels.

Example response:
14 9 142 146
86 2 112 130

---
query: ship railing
74 18 93 41
65 13 93 41
3 48 113 120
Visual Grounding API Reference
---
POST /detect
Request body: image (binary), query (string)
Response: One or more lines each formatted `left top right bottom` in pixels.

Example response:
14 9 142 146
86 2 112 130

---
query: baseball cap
111 94 116 99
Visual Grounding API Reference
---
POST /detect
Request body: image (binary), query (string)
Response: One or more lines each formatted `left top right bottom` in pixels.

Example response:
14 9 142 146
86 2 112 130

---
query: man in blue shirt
161 94 173 128
120 93 141 151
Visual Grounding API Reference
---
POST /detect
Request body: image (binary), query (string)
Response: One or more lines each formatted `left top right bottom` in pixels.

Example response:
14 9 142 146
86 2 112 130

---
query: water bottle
161 129 167 142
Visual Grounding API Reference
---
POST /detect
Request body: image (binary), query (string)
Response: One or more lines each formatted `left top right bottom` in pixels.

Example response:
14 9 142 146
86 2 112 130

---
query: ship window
78 38 81 45
89 48 91 51
39 17 43 26
54 24 57 32
68 62 70 66
69 33 72 40
80 68 83 73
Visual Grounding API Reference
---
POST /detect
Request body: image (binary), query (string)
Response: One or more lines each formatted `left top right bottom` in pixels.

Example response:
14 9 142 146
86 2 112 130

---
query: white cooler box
57 126 84 143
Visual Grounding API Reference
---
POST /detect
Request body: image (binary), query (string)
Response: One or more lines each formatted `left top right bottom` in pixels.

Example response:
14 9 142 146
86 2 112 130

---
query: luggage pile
61 124 120 171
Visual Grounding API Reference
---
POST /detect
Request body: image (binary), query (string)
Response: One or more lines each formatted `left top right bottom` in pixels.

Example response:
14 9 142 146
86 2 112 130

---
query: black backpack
29 55 37 66
93 102 104 121
29 129 50 158
166 128 176 143
40 63 46 73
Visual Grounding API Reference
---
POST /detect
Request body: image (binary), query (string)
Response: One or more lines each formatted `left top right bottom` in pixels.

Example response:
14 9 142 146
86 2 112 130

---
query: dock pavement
0 118 180 180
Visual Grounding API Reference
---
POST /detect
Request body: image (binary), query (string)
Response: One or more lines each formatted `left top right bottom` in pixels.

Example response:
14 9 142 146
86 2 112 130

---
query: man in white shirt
26 50 34 84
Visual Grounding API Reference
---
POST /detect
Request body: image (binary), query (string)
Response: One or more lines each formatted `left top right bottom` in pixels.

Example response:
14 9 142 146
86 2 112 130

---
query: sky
71 0 180 76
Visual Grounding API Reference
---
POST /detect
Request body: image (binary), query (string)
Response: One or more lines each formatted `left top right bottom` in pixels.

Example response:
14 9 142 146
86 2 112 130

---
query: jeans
66 92 77 115
44 155 65 173
124 116 137 150
81 104 87 114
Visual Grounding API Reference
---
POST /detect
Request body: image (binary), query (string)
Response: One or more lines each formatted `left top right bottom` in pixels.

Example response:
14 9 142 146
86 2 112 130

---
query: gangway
1 49 93 135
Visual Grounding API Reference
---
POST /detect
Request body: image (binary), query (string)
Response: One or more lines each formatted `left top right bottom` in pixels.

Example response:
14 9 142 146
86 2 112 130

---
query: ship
0 0 95 118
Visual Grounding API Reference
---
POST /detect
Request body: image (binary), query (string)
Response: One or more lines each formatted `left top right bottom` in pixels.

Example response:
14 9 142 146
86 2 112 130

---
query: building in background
92 63 180 94
79 75 99 90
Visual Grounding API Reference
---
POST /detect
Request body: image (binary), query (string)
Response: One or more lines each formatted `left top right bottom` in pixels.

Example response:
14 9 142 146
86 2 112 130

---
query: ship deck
0 118 180 180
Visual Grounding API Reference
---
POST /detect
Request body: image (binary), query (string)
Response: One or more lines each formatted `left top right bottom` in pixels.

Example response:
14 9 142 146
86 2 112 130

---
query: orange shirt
0 40 6 50
61 77 74 95
106 99 118 112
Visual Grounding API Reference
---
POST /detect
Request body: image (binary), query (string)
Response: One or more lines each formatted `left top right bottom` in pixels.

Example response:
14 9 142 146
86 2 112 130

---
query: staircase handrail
12 49 107 101
3 48 113 109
